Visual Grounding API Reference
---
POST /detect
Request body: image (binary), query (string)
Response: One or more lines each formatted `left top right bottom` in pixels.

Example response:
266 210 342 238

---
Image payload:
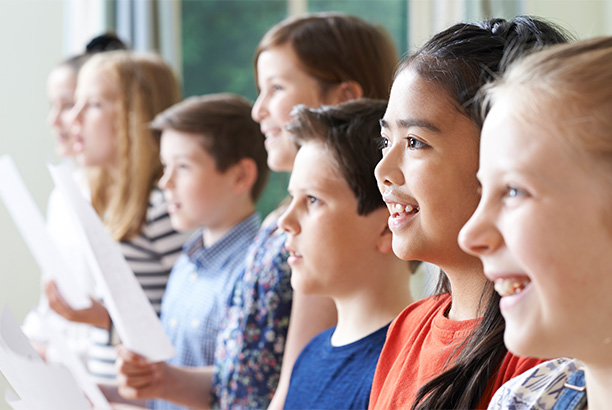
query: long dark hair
403 16 570 410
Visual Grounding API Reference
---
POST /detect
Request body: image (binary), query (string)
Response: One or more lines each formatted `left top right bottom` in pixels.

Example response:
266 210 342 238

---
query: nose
47 105 60 129
158 167 174 190
458 199 502 258
251 92 268 123
278 200 300 236
374 146 405 189
69 101 84 134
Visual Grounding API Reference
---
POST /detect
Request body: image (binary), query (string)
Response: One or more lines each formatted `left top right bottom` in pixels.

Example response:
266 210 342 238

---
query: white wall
0 1 63 406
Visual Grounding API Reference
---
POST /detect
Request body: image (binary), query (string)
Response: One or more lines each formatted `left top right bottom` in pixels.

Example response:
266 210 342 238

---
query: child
459 37 612 410
370 16 569 409
279 99 414 410
119 93 268 410
45 51 189 384
116 13 400 410
23 33 127 363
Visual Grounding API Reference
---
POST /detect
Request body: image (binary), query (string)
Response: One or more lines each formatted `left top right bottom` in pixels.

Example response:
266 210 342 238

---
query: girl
22 33 126 363
46 51 189 384
460 37 612 410
116 12 400 410
371 16 569 409
224 13 399 410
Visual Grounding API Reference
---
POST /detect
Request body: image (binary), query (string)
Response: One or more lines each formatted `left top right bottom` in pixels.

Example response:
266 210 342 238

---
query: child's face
459 96 612 361
279 142 389 297
375 68 481 268
159 129 240 232
71 69 119 168
47 65 77 158
252 43 329 173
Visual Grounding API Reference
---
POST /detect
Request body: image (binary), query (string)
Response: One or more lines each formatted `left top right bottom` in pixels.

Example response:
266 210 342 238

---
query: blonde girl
460 36 612 410
46 51 189 384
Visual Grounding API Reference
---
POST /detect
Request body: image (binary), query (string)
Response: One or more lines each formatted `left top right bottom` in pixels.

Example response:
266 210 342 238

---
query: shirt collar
184 212 261 271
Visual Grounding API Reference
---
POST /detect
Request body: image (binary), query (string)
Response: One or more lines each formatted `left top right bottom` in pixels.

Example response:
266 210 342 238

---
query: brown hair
254 12 398 99
286 99 386 216
151 93 269 202
80 51 181 241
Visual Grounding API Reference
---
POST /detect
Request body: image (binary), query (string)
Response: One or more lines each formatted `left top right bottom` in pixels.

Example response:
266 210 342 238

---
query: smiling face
251 43 332 173
159 129 240 233
375 68 482 271
47 65 77 157
71 68 119 168
278 142 389 298
459 95 612 362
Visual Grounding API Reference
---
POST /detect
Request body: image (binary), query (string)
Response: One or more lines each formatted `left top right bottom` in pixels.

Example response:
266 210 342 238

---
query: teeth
494 278 530 297
390 203 418 215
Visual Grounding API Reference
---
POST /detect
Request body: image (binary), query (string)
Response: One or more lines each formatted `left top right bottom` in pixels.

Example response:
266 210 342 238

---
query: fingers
45 280 75 319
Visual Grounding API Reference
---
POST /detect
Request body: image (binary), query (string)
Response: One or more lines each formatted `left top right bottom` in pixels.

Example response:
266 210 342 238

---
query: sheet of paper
48 329 111 410
48 162 176 361
0 306 91 410
0 155 90 309
5 389 29 410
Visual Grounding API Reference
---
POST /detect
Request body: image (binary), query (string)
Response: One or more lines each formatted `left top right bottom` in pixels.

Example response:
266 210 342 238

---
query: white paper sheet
5 389 29 410
47 329 111 410
0 155 90 309
48 162 176 362
0 306 91 410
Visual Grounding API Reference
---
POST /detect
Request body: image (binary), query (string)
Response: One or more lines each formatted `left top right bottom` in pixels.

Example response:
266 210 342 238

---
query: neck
441 257 488 321
582 362 612 409
331 261 413 346
202 202 255 247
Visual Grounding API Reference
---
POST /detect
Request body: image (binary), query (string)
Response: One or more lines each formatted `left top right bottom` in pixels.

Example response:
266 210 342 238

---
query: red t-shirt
368 293 544 409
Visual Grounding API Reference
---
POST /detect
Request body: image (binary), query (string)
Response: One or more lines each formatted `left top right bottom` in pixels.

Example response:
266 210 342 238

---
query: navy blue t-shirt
283 323 390 410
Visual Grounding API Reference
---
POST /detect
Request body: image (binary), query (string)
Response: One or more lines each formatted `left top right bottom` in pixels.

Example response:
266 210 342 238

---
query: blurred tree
181 0 407 217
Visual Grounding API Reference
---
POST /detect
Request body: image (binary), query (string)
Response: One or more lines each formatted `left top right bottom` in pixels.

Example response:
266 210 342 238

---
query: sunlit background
1 1 611 406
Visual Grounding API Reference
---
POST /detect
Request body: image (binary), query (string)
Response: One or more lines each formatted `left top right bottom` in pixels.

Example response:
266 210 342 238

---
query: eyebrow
379 118 441 133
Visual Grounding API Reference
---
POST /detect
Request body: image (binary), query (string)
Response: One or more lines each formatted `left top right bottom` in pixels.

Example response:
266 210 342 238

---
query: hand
45 280 110 329
116 345 166 401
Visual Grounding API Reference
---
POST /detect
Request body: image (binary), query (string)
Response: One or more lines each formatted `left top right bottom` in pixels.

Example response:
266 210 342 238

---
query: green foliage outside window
181 0 407 217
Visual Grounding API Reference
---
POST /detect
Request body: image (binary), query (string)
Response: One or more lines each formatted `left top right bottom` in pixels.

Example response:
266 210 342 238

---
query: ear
328 80 363 104
230 158 258 196
376 217 394 254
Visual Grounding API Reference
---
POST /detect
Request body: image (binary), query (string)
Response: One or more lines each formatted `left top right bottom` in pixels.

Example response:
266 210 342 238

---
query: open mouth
389 203 419 218
493 278 531 297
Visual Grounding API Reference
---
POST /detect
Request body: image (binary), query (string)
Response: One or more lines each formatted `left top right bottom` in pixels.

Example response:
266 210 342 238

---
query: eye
307 195 320 206
505 185 527 199
271 84 283 94
407 135 428 150
376 136 390 150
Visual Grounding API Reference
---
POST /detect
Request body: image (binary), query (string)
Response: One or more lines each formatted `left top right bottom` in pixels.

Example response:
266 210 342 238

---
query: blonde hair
484 36 612 180
254 12 398 99
79 51 181 241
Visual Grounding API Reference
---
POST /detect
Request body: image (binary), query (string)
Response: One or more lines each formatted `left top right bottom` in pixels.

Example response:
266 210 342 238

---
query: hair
286 99 387 216
150 93 270 202
483 36 612 174
399 17 571 410
62 32 128 73
254 12 398 99
80 51 181 241
400 16 571 129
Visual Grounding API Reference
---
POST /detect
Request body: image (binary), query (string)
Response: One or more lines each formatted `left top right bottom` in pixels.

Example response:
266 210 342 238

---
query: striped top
88 189 190 384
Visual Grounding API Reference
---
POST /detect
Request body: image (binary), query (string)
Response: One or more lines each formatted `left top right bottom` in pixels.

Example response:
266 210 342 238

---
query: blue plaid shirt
150 213 261 410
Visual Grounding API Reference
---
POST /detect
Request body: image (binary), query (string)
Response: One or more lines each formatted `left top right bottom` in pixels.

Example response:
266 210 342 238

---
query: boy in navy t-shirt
279 99 415 410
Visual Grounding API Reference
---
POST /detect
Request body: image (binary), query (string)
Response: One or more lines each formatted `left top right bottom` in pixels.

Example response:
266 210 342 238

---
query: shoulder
488 358 580 410
388 293 450 334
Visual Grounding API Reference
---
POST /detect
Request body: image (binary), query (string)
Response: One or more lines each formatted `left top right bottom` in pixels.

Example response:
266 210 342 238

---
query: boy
279 99 414 409
116 93 268 410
